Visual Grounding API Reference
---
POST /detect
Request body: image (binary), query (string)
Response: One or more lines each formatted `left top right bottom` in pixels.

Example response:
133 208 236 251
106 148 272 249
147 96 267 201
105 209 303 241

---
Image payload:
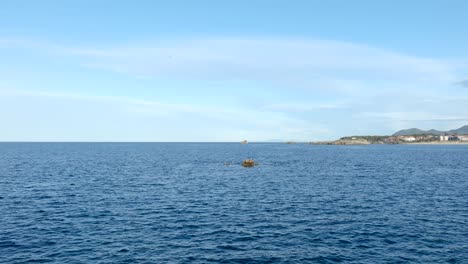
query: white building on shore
402 136 416 142
440 135 449 141
440 134 468 141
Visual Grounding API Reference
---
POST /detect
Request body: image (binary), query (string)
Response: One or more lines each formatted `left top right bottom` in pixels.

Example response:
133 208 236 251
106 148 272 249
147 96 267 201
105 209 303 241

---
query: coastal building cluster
384 135 435 143
440 135 468 141
385 134 468 143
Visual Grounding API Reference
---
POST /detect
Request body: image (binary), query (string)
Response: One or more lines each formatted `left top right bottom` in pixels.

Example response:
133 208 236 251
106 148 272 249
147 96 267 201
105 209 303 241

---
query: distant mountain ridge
393 125 468 136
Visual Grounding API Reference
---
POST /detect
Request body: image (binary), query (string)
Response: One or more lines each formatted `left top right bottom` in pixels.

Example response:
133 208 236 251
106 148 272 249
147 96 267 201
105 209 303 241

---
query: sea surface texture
1 143 467 263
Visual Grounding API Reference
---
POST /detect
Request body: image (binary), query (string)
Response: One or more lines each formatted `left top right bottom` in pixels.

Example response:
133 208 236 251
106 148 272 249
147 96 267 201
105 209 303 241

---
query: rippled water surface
1 143 467 263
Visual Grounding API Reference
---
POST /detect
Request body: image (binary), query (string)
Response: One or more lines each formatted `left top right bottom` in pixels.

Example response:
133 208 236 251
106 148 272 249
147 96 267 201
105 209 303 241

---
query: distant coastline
310 138 468 146
310 125 468 146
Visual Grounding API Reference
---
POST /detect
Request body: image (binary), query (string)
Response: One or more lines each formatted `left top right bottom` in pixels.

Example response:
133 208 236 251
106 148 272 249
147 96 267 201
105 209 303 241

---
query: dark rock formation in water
242 159 256 167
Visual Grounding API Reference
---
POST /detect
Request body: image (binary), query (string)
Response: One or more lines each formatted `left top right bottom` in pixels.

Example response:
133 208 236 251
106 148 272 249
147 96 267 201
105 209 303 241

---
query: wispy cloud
1 36 468 140
67 38 458 85
0 89 330 141
0 37 459 88
358 111 468 122
260 101 348 112
455 79 468 87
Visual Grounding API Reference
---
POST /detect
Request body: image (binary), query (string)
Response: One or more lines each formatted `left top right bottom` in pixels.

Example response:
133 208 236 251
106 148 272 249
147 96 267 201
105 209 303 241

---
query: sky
1 0 468 142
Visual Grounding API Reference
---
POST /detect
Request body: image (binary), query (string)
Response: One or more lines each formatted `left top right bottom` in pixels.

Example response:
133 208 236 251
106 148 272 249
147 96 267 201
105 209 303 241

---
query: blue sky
1 0 468 141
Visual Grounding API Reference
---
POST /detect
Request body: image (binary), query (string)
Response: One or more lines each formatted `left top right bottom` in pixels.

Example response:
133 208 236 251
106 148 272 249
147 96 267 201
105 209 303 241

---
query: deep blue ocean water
0 143 467 263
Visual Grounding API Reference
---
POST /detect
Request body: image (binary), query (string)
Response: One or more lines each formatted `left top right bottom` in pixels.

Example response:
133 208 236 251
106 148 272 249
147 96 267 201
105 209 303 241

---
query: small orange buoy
242 159 256 167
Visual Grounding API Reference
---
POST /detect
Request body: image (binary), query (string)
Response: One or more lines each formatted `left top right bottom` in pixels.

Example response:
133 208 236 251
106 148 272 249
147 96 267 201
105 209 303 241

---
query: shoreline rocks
310 139 370 145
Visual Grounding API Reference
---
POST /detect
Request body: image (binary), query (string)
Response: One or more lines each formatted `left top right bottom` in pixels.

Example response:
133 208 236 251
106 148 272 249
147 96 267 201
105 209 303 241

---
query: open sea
0 143 467 263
